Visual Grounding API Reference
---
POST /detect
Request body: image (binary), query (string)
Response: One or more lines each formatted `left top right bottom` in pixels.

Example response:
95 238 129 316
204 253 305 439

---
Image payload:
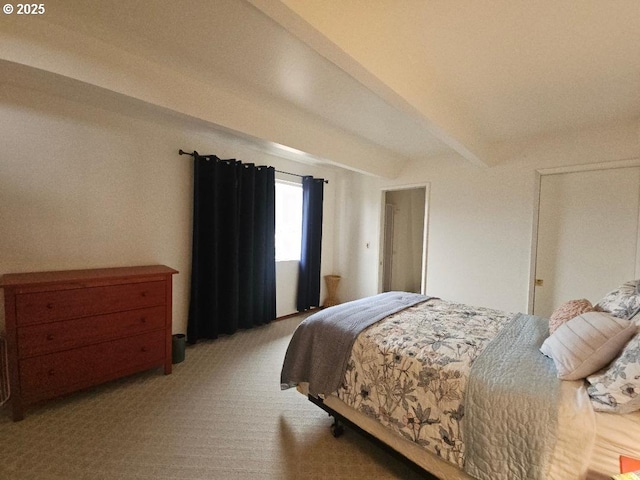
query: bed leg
330 417 345 438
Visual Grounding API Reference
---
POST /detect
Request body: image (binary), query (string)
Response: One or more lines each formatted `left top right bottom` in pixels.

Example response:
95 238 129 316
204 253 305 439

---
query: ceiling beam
0 17 408 178
248 0 494 167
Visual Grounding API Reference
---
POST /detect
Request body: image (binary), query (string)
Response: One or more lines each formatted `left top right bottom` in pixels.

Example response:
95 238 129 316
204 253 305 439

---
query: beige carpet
0 315 426 479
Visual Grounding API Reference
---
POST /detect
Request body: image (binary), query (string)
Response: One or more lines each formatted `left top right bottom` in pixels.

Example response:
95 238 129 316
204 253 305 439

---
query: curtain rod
179 149 328 184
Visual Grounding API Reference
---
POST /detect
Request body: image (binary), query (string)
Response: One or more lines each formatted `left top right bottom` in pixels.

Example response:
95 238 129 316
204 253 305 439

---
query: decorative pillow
540 311 637 381
596 280 640 320
587 333 640 413
549 298 594 334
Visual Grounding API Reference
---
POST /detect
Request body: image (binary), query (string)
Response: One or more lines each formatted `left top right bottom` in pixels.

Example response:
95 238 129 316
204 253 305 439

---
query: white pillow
540 311 637 380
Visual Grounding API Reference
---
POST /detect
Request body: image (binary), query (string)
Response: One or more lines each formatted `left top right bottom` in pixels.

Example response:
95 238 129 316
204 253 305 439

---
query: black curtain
188 153 276 343
296 176 325 311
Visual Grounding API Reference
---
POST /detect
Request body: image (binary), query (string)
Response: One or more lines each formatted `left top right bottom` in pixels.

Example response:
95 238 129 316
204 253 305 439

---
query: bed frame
308 394 439 479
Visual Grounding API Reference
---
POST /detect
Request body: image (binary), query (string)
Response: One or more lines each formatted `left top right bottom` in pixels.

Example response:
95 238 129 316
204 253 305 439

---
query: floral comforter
335 298 513 467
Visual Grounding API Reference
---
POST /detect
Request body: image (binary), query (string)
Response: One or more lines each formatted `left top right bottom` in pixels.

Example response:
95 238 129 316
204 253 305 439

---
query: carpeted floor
0 315 426 479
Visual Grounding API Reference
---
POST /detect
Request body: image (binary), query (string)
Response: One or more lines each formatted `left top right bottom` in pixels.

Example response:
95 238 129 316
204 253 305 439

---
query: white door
533 166 640 317
381 187 427 294
382 203 394 292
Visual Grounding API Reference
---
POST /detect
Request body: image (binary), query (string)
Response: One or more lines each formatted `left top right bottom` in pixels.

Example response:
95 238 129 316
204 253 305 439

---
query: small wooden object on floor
323 275 341 308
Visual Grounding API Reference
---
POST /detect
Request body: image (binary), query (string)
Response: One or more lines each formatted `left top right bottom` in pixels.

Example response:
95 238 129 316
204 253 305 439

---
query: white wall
0 16 406 179
368 122 640 314
3 69 637 332
0 82 340 332
275 261 299 317
332 171 382 303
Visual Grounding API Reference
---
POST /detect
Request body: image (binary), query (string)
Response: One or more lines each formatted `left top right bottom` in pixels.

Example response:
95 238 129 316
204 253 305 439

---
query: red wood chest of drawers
0 265 178 421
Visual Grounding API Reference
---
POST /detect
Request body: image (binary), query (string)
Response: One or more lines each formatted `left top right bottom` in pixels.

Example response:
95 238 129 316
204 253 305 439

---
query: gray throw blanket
281 291 430 396
464 313 560 480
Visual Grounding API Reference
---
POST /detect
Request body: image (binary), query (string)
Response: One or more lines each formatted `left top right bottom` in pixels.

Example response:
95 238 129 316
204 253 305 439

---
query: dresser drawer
17 305 166 358
20 330 166 402
16 281 166 325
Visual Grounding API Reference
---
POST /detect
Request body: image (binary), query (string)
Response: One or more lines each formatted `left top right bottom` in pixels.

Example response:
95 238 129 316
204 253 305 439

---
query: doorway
531 164 640 317
380 186 428 294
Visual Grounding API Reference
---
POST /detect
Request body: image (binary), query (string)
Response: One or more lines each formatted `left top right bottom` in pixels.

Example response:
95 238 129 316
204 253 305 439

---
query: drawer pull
46 303 55 310
46 334 54 341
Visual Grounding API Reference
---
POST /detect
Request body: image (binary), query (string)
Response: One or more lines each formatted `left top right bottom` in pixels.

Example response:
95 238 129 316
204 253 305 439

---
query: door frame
528 157 640 314
378 183 430 295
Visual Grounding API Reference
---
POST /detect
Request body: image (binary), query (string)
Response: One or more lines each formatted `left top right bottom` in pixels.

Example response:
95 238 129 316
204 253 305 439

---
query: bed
281 286 640 480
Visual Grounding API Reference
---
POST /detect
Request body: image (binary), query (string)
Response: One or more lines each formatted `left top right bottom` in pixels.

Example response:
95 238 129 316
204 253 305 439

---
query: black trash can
172 334 186 364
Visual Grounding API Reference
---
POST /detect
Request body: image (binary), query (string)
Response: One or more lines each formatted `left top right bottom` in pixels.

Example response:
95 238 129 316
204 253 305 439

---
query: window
275 181 302 261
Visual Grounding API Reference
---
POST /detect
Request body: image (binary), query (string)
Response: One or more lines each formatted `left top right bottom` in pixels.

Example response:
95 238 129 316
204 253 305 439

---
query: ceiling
3 0 640 175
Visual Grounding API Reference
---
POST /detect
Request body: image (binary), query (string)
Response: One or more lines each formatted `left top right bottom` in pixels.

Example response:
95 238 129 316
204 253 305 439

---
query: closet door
533 166 640 317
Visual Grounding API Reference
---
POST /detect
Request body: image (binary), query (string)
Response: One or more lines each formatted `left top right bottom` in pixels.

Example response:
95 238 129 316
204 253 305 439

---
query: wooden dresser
0 265 178 421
